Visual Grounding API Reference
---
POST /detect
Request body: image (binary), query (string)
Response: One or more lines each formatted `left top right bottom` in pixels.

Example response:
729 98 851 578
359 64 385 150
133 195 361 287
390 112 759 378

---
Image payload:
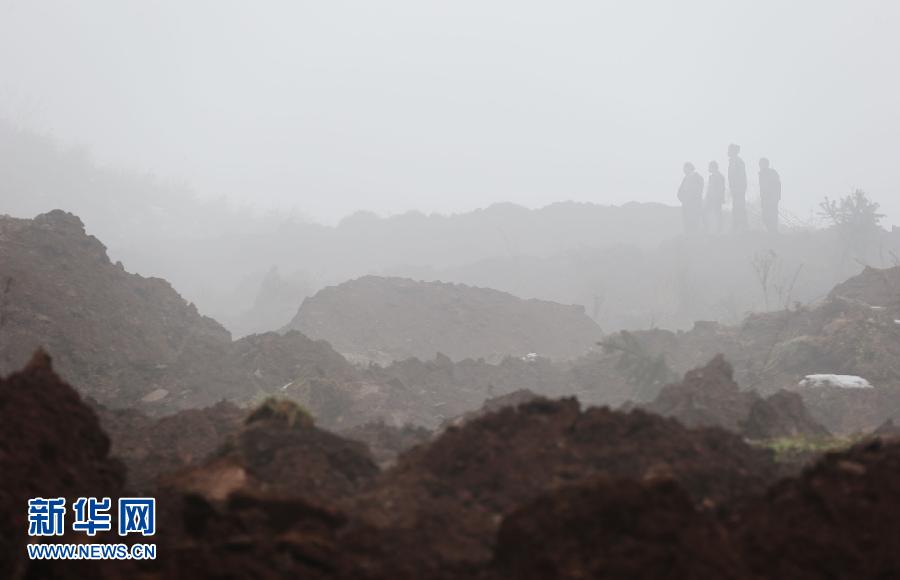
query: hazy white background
2 0 898 224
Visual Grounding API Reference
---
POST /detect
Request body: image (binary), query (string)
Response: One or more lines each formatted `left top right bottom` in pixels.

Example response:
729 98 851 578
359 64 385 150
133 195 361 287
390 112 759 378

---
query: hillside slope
0 211 358 414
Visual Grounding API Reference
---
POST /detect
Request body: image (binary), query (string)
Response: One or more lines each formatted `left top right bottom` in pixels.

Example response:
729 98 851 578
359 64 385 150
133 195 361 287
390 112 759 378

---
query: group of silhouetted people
677 144 781 235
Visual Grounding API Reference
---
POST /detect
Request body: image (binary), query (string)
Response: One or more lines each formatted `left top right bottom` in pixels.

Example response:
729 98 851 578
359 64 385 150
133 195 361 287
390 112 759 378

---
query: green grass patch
752 434 865 463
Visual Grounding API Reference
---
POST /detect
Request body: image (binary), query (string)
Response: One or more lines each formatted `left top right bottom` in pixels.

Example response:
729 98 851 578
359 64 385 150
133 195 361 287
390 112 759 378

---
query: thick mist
2 0 900 338
2 0 899 223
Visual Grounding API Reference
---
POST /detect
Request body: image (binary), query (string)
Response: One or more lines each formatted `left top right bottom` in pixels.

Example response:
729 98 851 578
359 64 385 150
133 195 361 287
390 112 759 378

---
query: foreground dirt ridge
4 353 900 579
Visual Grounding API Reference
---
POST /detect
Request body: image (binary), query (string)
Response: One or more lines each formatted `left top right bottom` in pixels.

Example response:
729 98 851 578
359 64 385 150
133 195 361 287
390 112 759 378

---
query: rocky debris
144 490 357 580
742 390 830 440
644 355 828 440
0 210 233 409
339 422 432 468
644 355 754 432
490 477 743 580
94 400 245 493
828 264 900 309
357 352 638 430
795 386 900 435
593 267 900 434
164 398 378 504
283 275 602 364
8 360 900 579
0 351 125 579
731 439 900 579
347 397 778 572
0 211 372 415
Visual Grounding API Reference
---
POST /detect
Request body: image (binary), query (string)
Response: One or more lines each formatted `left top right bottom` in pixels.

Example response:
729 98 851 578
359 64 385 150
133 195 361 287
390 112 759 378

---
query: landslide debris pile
7 354 900 579
283 275 602 363
164 398 379 504
0 210 368 415
489 477 742 580
94 400 245 494
644 355 828 439
606 265 900 433
0 351 124 579
828 264 900 309
731 438 900 579
345 397 779 576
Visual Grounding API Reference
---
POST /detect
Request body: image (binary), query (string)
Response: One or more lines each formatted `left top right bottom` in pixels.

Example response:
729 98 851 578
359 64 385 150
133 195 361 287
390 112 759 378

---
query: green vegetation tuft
245 396 315 429
753 434 865 463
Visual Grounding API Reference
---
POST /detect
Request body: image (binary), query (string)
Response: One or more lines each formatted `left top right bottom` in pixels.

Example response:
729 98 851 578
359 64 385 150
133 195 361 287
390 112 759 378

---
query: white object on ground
799 374 873 389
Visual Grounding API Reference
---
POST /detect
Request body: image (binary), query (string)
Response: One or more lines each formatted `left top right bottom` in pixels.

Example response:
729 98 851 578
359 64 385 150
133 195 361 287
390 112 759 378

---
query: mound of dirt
94 400 245 493
0 211 368 415
828 264 900 309
644 355 828 439
490 477 742 580
283 275 602 363
0 351 125 579
348 397 778 572
742 390 830 439
644 354 754 432
732 439 900 579
165 400 379 504
600 266 900 433
0 211 233 409
145 490 356 580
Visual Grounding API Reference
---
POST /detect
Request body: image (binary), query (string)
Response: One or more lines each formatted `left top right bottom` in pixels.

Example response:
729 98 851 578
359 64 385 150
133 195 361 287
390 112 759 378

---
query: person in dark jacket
705 160 726 234
677 162 704 234
728 144 747 231
759 157 782 233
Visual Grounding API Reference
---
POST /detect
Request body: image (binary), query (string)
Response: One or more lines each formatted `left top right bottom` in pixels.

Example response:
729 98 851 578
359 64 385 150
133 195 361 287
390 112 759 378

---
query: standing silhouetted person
705 160 725 233
728 144 747 231
677 162 704 234
759 157 781 233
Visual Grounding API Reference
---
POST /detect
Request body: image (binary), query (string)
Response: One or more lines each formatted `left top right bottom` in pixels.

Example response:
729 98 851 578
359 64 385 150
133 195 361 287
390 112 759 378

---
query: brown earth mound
164 399 379 504
0 351 125 579
742 390 830 440
603 266 900 433
347 397 778 573
0 211 231 410
828 264 900 309
283 275 602 363
94 400 245 493
644 354 754 432
732 439 900 579
0 211 369 416
490 477 743 580
644 355 828 439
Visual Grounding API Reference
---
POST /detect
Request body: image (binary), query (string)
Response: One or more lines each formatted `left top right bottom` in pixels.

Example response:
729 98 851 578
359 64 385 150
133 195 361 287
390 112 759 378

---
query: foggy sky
2 0 899 225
